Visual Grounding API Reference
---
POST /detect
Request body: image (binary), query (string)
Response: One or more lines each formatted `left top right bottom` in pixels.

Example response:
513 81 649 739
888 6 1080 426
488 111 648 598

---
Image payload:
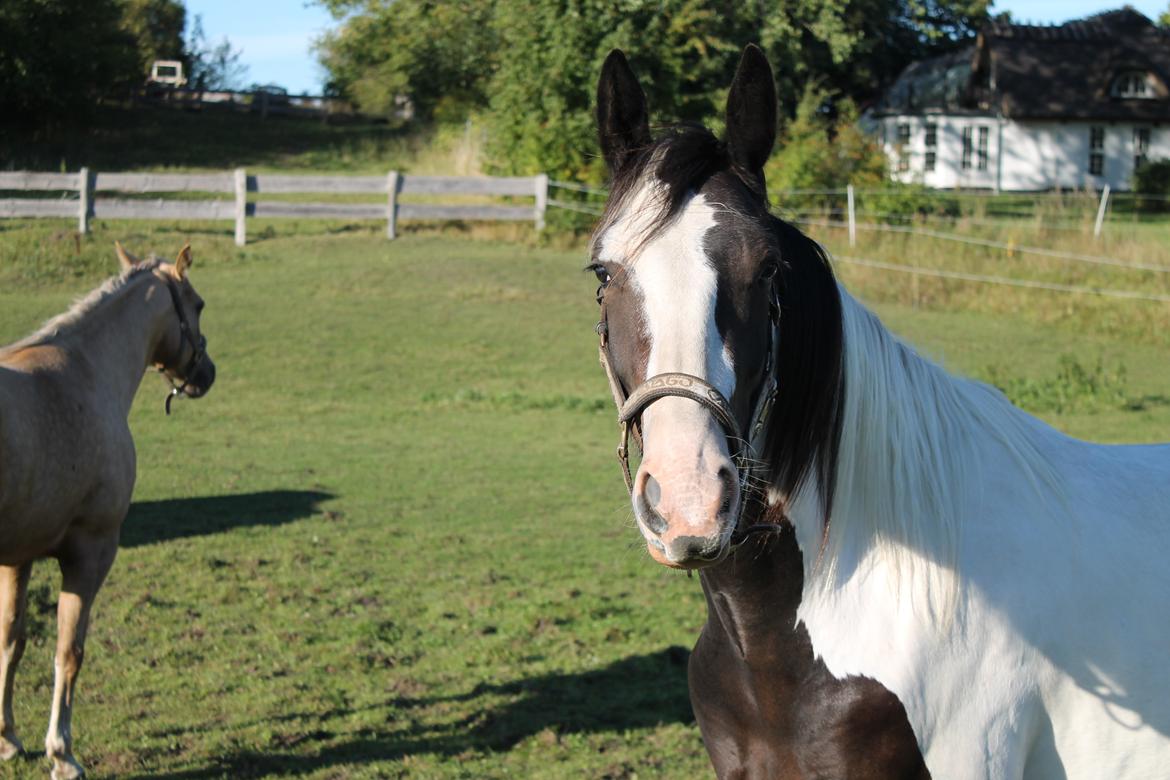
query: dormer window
1112 71 1155 99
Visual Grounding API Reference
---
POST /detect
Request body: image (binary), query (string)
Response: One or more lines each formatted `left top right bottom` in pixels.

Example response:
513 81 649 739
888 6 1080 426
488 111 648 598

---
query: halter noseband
597 295 781 545
159 275 208 415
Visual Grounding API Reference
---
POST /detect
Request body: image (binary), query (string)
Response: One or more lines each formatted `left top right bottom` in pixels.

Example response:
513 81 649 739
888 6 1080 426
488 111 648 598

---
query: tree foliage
315 0 990 179
316 0 498 120
119 0 186 76
185 14 249 91
764 85 887 192
0 0 139 133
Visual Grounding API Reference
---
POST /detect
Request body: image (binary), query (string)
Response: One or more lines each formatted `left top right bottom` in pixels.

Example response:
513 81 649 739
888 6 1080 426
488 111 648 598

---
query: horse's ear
725 44 777 190
174 243 192 279
597 49 650 172
114 241 139 270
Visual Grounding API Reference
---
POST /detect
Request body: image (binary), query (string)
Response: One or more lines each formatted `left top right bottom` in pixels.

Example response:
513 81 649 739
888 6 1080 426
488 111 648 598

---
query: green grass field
0 222 1169 779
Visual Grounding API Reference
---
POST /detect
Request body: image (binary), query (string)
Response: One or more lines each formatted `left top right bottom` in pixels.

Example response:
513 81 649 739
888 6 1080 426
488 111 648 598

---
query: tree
315 0 498 121
119 0 186 76
485 0 746 180
764 84 888 191
185 14 249 91
0 0 139 133
313 0 990 179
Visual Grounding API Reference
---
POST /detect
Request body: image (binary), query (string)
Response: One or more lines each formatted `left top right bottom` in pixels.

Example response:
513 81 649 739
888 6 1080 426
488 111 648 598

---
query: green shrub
1134 159 1170 212
983 355 1129 414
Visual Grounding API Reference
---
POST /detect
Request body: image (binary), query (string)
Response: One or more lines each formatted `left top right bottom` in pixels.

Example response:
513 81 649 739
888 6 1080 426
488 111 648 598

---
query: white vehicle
148 60 186 88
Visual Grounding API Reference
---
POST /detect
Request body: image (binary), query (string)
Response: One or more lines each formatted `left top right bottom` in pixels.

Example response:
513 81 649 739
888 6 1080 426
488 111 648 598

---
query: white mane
803 288 1063 614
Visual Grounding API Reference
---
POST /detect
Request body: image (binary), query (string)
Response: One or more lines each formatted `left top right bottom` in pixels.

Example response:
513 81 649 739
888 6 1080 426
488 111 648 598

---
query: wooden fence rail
0 169 550 246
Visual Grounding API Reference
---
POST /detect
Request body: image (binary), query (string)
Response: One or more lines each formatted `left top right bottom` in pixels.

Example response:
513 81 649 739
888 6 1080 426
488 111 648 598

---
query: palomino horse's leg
0 562 33 760
45 535 118 780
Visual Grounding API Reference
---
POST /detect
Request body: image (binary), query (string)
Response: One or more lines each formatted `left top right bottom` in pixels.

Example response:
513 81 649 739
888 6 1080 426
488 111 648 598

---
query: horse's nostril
717 466 736 516
642 504 669 536
645 474 662 508
637 473 669 536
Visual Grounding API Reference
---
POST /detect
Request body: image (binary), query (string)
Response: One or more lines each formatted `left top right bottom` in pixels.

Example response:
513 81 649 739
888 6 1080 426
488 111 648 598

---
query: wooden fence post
846 183 856 248
386 170 400 240
534 173 549 232
78 167 93 234
1094 184 1110 240
234 167 247 247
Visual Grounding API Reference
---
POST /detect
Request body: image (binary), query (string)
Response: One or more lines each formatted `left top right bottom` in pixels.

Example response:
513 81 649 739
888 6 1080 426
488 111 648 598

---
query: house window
1089 126 1105 176
924 123 937 172
1113 71 1153 99
977 126 989 171
1134 127 1150 171
896 123 911 172
961 126 973 170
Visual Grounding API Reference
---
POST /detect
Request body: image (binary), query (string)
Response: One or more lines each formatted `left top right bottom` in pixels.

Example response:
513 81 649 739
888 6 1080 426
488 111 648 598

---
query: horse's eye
591 265 611 285
760 261 779 283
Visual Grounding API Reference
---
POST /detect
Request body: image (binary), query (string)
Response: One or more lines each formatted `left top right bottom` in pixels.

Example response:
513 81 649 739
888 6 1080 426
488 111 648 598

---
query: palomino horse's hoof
49 756 85 780
0 733 22 760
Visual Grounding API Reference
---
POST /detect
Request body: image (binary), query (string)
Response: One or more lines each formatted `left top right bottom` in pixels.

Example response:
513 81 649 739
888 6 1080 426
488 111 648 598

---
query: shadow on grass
127 647 694 779
122 490 335 547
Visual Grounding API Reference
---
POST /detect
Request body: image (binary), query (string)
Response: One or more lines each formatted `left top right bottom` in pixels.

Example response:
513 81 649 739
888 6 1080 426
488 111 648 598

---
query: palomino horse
592 46 1170 778
0 243 215 779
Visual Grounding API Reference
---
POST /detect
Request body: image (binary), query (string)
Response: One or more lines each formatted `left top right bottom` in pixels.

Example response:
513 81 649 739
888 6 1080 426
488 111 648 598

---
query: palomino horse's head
115 242 217 403
591 46 843 569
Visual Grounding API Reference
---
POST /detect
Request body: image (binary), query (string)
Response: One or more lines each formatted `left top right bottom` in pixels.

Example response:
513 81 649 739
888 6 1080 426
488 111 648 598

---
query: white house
871 8 1170 191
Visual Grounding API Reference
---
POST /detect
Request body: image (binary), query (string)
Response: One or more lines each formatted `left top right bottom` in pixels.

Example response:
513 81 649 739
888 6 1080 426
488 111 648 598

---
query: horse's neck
57 276 170 416
699 522 809 664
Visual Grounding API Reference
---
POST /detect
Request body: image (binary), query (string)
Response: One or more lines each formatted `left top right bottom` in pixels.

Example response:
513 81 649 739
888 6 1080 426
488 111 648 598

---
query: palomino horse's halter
158 275 208 415
596 285 782 545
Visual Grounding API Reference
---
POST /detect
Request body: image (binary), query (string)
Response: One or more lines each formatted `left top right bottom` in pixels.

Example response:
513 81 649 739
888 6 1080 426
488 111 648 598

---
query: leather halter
596 292 780 540
159 275 208 415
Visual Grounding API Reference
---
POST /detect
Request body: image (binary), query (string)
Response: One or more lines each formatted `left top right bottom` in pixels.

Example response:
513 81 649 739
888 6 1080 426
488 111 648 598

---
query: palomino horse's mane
0 259 166 355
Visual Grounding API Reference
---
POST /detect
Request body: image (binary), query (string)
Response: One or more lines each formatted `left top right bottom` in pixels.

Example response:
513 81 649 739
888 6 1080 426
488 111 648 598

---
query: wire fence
545 180 1170 305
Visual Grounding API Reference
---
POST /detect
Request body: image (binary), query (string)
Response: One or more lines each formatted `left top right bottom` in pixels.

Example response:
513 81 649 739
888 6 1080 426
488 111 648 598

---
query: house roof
874 8 1170 121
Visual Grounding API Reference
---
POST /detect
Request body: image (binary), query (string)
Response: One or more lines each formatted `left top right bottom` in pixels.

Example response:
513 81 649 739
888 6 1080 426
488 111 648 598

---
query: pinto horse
592 45 1170 779
0 243 215 780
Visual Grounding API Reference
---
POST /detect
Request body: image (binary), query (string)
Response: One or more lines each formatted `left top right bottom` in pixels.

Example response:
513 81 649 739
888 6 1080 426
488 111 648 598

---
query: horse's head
592 46 841 570
116 241 216 402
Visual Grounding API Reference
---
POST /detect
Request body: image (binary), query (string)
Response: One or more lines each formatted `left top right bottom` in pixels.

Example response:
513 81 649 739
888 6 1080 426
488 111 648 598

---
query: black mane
765 216 844 527
594 123 730 256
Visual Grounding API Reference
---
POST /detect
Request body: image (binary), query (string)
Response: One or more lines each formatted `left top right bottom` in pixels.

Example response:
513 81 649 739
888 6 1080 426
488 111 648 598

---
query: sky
186 0 335 94
188 0 1169 96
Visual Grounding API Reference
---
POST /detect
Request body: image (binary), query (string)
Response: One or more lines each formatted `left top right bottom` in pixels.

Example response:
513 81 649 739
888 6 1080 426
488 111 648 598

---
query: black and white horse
591 45 1170 779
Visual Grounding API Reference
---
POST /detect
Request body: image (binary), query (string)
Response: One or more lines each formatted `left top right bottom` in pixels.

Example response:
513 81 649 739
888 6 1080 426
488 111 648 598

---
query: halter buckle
617 421 633 492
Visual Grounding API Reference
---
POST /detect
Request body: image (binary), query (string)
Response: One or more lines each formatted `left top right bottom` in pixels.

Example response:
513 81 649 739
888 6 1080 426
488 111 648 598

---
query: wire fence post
1094 184 1110 240
77 167 92 235
534 173 549 232
847 184 856 248
386 170 400 240
233 167 247 247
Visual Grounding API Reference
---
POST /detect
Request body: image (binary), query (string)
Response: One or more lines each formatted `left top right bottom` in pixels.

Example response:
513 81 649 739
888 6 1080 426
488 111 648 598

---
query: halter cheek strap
158 276 207 415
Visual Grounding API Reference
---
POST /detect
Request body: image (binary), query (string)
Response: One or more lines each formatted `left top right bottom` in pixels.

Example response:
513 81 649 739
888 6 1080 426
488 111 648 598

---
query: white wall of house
878 115 1169 191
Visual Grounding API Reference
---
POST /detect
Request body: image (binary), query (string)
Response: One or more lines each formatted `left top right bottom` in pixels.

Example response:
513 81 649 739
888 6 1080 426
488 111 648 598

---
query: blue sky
186 0 335 94
188 1 1168 96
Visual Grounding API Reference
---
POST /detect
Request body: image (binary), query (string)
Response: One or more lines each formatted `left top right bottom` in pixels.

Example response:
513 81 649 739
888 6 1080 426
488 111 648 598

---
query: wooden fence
0 169 550 246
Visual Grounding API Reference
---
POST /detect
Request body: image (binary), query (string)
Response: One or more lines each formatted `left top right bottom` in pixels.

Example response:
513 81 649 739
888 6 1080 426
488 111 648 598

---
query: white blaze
599 182 737 538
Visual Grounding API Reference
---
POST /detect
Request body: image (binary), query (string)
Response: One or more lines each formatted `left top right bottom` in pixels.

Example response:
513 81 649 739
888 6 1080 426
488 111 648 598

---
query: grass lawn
0 226 1168 778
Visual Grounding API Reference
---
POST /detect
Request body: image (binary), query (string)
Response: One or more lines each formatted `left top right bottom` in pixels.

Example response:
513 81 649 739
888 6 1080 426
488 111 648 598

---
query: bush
983 355 1129 414
1134 159 1170 212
